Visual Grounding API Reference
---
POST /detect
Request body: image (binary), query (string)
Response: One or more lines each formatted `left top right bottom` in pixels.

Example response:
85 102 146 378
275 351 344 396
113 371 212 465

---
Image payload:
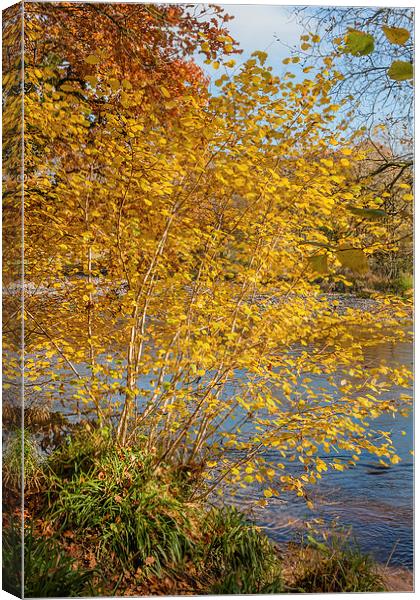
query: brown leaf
41 522 55 537
63 530 75 538
67 543 79 558
88 554 97 568
114 494 123 503
145 556 156 566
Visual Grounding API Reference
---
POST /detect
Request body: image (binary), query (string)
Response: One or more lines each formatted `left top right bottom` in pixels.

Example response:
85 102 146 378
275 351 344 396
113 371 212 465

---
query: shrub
391 272 413 296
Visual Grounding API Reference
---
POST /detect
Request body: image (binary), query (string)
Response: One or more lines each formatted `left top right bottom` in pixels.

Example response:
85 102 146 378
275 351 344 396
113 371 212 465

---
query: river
224 336 413 569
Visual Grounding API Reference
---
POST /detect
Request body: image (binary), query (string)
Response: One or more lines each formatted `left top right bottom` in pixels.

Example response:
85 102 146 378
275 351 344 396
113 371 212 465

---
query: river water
225 337 413 568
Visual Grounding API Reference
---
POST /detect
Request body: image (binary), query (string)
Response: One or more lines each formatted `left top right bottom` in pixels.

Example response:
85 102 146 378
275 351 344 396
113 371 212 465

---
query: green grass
2 520 91 598
203 507 284 594
3 428 44 493
288 533 385 593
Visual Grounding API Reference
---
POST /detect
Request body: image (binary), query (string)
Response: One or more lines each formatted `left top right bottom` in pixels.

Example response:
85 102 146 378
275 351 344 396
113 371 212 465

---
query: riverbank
279 542 413 593
3 429 284 596
378 565 414 592
3 429 412 596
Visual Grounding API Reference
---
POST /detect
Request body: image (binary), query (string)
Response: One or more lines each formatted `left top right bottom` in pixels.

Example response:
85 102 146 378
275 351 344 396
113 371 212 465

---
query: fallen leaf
87 553 97 568
63 530 75 539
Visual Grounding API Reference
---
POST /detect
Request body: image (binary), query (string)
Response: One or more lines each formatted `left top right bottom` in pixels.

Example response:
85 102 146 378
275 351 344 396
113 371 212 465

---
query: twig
385 539 400 568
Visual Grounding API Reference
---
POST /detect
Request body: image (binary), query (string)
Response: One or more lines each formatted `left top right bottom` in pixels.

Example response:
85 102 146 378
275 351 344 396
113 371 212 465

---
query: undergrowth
28 430 283 595
2 519 92 598
3 428 44 493
2 430 387 596
286 534 385 593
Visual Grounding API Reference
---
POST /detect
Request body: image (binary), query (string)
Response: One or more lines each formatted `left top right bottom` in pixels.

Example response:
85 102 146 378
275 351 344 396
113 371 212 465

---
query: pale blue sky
197 4 305 87
220 4 303 57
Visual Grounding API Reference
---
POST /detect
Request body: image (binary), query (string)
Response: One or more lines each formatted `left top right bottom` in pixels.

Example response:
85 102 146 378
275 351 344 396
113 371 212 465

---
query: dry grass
378 565 413 592
280 540 385 593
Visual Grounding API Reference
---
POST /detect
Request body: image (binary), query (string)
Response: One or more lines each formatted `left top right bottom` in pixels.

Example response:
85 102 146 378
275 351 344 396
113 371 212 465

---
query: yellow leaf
60 83 76 92
160 86 171 98
109 78 120 91
336 248 368 274
85 54 100 65
402 193 413 202
85 76 98 87
382 25 410 45
308 254 328 275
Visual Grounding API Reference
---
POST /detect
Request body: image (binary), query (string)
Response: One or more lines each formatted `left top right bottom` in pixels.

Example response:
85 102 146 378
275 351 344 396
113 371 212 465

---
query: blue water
224 338 413 568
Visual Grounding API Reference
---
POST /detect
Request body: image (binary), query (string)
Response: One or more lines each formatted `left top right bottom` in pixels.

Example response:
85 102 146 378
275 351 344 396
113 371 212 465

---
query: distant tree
289 6 413 285
293 6 413 132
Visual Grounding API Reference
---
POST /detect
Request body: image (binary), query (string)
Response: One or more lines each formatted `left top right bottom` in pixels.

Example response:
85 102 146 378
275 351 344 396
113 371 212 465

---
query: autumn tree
3 3 412 507
288 6 413 289
293 6 413 129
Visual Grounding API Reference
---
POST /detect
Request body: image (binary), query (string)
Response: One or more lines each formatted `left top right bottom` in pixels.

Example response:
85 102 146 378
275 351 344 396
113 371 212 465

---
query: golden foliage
2 3 412 505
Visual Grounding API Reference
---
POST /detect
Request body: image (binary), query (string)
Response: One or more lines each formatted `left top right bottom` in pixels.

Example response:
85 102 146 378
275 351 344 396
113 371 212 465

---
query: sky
220 4 303 57
196 3 306 89
195 2 414 136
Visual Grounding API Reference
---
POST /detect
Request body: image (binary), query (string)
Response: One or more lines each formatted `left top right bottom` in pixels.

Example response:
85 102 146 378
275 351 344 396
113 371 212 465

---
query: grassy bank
320 271 413 298
3 429 396 596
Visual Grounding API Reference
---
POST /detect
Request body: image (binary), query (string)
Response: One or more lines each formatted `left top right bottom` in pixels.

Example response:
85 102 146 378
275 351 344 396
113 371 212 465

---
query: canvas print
2 1 414 596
